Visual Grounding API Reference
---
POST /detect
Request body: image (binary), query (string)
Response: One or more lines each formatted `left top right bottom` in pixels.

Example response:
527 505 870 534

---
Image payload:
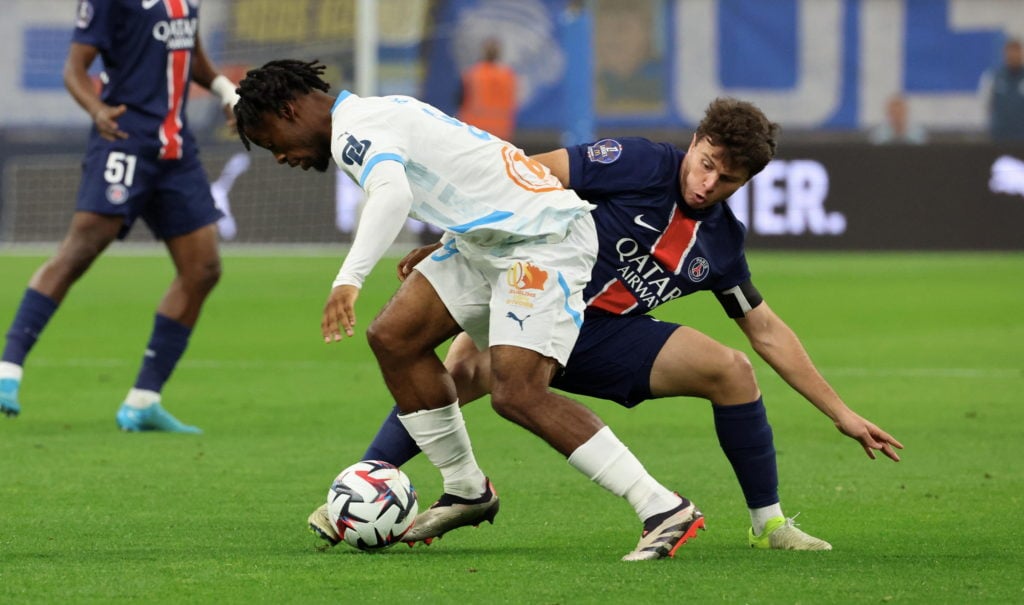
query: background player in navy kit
353 98 903 550
0 0 239 432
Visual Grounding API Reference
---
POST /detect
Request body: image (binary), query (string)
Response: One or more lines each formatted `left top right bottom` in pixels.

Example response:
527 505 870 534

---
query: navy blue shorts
551 312 680 408
76 136 221 240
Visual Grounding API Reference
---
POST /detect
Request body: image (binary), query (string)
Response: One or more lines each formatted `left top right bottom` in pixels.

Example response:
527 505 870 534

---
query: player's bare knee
711 348 759 404
488 393 524 425
366 319 418 362
724 348 757 380
50 242 103 281
446 356 477 392
489 378 544 421
66 233 108 260
195 258 223 292
727 348 758 389
178 258 221 296
366 321 396 359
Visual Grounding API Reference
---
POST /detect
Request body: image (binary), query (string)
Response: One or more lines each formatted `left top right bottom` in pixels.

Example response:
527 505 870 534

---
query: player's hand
834 411 904 462
222 103 237 129
93 104 129 141
322 285 360 342
397 242 442 281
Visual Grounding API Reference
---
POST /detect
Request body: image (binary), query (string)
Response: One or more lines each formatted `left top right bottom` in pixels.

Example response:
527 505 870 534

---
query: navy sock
712 398 780 508
133 314 191 392
362 405 422 466
3 288 59 365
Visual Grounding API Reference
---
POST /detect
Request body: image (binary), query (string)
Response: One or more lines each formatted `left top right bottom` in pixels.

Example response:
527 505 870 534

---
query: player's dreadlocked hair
234 59 332 150
695 97 780 178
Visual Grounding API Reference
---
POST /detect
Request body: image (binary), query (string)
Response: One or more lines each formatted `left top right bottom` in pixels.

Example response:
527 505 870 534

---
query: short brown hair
694 97 779 178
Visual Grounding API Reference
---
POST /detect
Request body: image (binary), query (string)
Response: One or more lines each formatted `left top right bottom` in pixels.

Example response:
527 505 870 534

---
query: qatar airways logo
152 18 198 51
613 238 686 308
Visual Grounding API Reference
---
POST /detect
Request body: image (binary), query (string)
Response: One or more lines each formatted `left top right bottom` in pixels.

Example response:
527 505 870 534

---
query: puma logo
506 312 531 331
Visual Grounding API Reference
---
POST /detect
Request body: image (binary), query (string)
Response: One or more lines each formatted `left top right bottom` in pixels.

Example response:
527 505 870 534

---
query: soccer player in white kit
234 60 704 560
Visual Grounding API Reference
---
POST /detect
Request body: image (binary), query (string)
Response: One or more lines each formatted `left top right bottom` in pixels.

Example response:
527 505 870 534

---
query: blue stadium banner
423 0 1017 131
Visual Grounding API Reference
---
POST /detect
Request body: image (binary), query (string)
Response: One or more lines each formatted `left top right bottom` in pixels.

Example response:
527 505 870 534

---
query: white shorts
416 213 597 366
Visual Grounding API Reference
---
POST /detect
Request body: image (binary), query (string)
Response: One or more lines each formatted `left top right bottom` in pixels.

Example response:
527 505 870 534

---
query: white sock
398 402 487 499
214 152 251 190
750 503 785 535
0 362 24 381
123 388 160 409
567 426 680 521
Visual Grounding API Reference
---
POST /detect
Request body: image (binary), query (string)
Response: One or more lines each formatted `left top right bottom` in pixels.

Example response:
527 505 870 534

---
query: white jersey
330 92 594 252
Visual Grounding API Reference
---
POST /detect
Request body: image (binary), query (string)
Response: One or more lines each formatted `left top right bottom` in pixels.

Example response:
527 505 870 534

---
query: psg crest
687 257 710 282
106 184 129 205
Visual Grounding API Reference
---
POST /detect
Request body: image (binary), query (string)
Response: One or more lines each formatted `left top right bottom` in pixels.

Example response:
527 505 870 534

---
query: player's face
679 135 749 210
244 110 332 173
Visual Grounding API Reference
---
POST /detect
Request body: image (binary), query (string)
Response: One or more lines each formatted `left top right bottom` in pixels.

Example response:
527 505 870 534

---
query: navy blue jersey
567 137 751 316
72 0 200 159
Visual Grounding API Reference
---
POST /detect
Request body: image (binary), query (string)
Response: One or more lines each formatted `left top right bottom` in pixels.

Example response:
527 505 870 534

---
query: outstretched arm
735 301 904 461
324 161 414 341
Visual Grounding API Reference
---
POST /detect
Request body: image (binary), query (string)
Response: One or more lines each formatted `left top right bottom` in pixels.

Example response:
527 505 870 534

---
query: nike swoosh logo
633 214 660 233
142 0 162 10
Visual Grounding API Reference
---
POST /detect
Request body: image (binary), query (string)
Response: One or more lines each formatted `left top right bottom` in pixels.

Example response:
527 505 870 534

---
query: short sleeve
331 103 408 188
71 0 114 51
708 250 752 293
567 137 678 199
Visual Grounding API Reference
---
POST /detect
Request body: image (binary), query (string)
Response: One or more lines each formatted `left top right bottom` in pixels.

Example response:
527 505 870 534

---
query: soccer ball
326 460 418 551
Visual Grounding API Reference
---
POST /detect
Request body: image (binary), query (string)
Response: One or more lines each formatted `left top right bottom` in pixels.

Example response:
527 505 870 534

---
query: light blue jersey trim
556 272 583 329
448 211 514 233
359 153 405 187
331 91 352 112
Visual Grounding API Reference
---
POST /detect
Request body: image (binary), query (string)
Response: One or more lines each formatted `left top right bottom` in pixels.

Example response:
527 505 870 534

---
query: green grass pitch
1 249 1021 603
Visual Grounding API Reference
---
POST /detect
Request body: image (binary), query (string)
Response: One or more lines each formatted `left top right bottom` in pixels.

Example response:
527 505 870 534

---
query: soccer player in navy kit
0 0 239 432
237 60 705 561
351 98 903 551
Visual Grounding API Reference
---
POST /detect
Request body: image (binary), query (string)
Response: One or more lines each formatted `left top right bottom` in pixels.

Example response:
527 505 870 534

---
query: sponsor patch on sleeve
75 0 94 29
586 139 623 164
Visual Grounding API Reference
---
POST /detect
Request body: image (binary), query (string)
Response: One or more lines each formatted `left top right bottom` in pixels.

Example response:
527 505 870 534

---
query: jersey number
104 152 138 187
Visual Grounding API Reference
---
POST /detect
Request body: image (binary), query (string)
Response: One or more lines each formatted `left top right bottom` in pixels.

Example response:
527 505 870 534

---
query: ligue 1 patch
586 139 623 164
75 0 94 29
505 261 548 309
687 257 710 282
506 261 548 291
106 184 129 205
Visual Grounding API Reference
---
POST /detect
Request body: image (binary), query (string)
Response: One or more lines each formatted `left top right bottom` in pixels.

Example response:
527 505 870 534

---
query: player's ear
278 102 297 121
688 133 697 151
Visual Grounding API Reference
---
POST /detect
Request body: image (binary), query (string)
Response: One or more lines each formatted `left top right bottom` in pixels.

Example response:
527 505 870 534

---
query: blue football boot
0 377 21 417
116 402 202 434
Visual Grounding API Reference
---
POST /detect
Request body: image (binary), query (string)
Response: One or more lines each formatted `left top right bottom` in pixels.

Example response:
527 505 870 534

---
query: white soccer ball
326 460 418 551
